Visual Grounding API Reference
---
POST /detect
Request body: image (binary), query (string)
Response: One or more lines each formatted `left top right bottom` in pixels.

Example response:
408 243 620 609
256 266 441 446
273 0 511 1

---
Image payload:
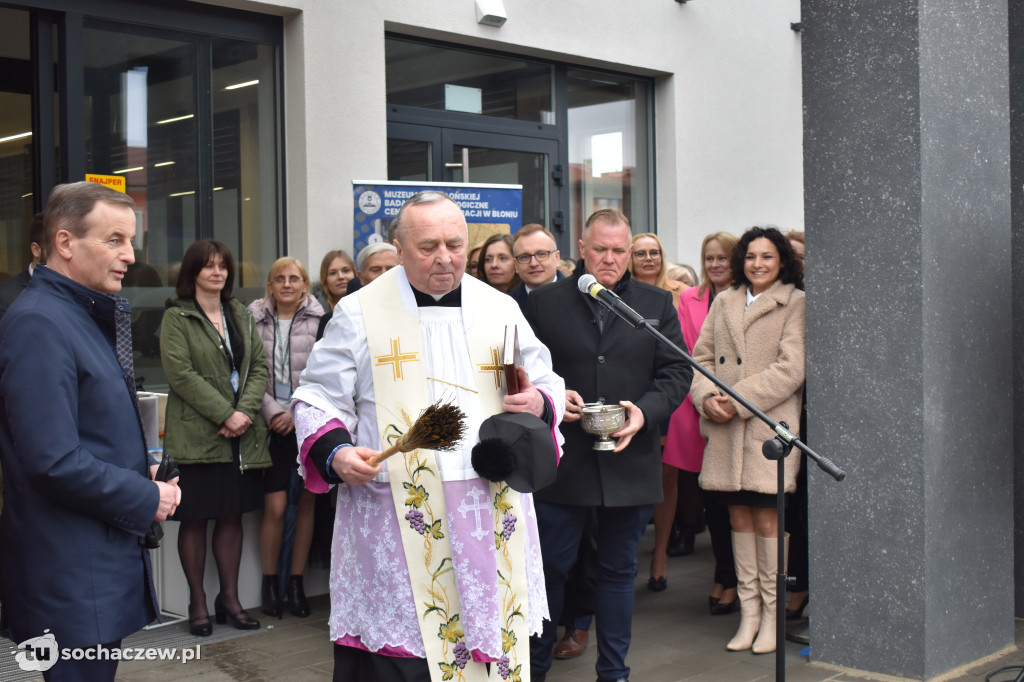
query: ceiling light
154 161 175 167
0 131 32 144
114 166 144 174
156 114 194 125
225 80 259 90
169 190 195 197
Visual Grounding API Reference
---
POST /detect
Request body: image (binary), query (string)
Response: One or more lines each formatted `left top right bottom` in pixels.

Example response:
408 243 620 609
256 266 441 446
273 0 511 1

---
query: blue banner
353 180 523 256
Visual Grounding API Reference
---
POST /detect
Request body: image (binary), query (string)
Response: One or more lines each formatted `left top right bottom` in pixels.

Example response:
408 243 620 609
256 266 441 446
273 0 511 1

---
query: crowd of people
0 182 808 682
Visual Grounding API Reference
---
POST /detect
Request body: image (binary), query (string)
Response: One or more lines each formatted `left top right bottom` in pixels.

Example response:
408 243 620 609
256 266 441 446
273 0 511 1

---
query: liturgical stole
361 271 532 682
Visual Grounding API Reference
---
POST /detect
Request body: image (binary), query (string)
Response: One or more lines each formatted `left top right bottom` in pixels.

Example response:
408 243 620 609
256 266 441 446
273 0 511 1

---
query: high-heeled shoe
261 574 282 619
286 575 310 618
710 593 738 616
188 602 213 637
214 594 260 630
647 558 667 592
785 594 809 620
189 614 213 637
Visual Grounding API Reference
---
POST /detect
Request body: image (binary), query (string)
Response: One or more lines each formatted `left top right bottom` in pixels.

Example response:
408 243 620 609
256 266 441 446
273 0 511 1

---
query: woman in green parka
160 239 270 637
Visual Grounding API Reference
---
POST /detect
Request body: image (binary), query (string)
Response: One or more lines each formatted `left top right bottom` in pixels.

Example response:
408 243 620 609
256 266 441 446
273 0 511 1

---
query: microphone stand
595 297 846 682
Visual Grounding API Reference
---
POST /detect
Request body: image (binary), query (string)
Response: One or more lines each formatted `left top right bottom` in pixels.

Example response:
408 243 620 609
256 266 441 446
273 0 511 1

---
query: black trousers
334 644 430 682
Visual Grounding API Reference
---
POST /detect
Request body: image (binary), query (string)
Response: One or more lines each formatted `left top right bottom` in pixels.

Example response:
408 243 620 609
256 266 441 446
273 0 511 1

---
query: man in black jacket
526 209 691 682
0 213 43 323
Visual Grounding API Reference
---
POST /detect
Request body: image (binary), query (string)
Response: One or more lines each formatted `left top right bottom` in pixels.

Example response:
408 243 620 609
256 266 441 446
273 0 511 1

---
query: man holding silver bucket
525 208 691 682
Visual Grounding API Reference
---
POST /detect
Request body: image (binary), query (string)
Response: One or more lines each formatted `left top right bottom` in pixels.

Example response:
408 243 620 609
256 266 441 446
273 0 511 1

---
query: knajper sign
85 174 127 193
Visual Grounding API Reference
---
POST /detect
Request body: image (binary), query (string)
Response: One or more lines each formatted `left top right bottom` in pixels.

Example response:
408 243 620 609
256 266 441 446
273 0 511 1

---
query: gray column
802 0 1013 679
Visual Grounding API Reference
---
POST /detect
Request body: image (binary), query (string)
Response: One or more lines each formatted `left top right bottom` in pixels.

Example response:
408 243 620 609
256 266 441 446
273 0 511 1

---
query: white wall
208 0 804 279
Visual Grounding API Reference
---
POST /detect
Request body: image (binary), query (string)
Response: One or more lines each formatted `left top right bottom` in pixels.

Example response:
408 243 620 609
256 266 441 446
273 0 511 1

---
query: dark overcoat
526 266 692 507
0 266 158 648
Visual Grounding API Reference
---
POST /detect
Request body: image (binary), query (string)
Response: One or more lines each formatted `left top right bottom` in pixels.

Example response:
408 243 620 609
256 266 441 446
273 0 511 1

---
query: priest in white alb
292 190 565 682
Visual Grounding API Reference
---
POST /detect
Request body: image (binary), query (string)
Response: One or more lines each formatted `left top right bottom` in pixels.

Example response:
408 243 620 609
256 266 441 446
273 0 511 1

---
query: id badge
230 369 240 393
274 379 292 401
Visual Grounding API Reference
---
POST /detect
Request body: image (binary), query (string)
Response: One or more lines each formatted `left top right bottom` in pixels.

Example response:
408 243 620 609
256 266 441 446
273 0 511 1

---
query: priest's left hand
503 365 545 418
610 400 644 452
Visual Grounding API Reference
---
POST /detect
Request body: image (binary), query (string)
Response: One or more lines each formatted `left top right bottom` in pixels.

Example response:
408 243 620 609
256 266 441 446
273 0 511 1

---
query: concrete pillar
802 0 1014 678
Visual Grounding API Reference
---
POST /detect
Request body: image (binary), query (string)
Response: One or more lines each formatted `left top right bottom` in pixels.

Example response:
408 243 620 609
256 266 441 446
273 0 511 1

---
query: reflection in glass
211 38 279 295
0 8 36 279
386 37 553 123
388 139 431 181
451 146 548 228
80 21 280 388
567 69 652 255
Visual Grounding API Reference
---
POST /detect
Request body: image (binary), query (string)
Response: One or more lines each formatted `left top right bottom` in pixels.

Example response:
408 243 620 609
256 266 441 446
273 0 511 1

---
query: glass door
0 7 38 279
387 124 562 241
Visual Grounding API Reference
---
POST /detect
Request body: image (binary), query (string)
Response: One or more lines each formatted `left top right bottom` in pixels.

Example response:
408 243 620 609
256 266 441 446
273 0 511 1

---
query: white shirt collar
745 287 761 309
524 274 557 293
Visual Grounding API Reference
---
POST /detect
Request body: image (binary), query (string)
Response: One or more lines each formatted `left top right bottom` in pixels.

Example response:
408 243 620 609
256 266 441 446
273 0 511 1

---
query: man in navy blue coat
0 182 181 681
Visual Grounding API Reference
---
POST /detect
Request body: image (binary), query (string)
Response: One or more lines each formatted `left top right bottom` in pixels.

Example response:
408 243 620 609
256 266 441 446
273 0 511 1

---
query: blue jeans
530 502 652 681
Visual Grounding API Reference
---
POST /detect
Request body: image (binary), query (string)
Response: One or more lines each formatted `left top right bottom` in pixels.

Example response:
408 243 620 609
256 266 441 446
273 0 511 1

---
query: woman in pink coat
652 233 738 606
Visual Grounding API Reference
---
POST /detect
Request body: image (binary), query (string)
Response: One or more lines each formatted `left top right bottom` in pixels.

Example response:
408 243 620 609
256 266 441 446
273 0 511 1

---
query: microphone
578 274 647 329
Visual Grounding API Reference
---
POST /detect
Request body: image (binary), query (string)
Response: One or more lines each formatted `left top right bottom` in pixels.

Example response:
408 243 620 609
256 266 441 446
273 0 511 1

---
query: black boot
667 524 695 557
261 574 282 619
286 575 310 618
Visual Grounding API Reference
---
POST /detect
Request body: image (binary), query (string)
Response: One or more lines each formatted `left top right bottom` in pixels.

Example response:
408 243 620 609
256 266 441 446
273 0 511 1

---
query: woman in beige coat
690 226 805 655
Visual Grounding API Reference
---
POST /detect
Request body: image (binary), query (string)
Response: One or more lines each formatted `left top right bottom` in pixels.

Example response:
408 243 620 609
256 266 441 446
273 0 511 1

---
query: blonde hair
265 256 310 302
666 263 697 288
629 232 670 291
698 232 740 297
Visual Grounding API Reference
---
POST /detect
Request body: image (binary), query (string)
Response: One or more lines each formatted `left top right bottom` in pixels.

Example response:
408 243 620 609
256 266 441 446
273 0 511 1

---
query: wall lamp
476 0 507 26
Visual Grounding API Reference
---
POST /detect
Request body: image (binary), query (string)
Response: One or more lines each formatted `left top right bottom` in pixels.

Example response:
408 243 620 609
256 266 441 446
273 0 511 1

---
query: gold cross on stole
374 337 419 381
477 346 503 390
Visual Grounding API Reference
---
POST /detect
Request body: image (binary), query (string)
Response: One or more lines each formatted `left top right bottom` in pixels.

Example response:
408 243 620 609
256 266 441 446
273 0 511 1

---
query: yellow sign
85 174 126 193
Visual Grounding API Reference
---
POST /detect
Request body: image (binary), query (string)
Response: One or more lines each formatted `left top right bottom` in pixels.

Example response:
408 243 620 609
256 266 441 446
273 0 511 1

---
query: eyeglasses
273 275 303 285
514 250 554 265
633 249 661 260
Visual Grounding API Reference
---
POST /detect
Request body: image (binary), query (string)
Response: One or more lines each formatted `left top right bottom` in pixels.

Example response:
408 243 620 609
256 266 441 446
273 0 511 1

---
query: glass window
0 8 36 279
81 20 280 387
388 139 432 181
211 38 280 297
567 69 652 251
386 37 554 123
83 23 198 287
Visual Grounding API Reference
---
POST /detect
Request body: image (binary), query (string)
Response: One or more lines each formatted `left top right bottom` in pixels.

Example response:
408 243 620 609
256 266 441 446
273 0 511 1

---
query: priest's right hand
563 389 584 423
331 445 382 485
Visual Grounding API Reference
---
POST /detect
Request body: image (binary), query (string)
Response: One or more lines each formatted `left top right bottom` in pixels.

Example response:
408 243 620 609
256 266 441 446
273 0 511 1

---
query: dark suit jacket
526 267 692 507
509 271 565 313
0 266 159 647
0 268 31 323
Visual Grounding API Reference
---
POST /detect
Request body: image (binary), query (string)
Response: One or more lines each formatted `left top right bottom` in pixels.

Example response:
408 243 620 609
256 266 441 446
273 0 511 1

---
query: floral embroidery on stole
361 272 531 682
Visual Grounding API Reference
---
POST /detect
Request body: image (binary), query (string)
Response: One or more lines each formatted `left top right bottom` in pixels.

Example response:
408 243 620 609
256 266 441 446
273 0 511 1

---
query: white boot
752 533 789 654
726 531 760 651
